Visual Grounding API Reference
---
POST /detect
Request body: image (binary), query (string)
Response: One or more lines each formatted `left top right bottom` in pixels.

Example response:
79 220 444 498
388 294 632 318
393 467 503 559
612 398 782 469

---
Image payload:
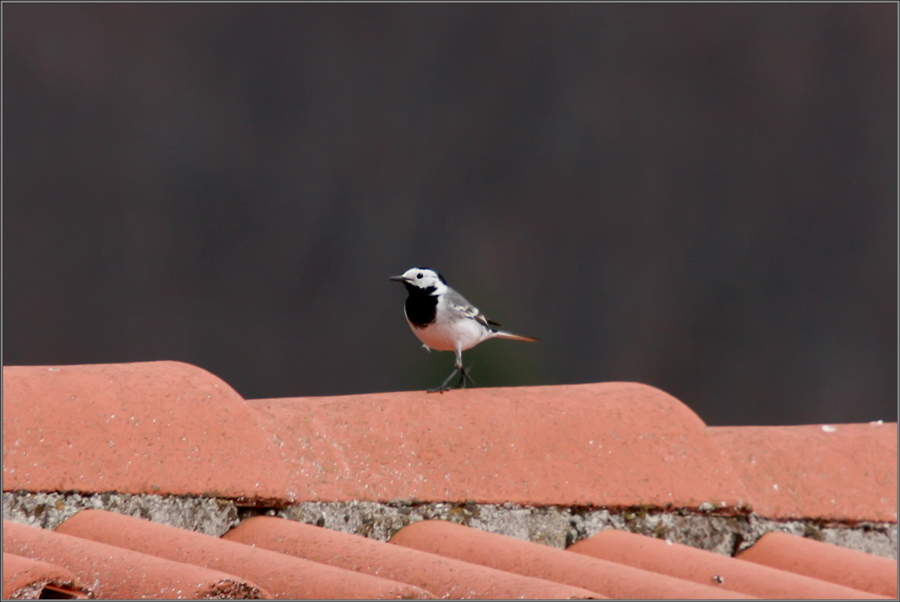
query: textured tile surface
567 526 888 599
224 516 601 599
55 510 432 599
736 531 898 597
3 360 896 599
3 519 265 599
390 519 755 599
709 423 897 522
2 552 91 600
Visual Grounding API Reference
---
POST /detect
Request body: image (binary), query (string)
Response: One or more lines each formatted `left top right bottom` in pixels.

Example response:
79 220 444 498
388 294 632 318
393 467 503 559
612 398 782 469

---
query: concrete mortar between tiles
4 491 897 560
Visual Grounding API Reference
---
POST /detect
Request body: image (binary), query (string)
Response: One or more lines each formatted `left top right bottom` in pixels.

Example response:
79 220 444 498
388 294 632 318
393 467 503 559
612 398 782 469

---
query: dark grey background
4 4 897 426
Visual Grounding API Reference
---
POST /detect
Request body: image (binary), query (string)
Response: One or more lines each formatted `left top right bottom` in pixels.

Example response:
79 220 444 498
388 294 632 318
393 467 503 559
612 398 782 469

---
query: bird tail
492 329 539 343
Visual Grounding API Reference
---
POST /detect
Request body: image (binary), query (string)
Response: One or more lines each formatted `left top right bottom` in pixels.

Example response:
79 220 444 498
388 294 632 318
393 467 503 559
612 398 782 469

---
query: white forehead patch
404 267 435 279
402 267 447 291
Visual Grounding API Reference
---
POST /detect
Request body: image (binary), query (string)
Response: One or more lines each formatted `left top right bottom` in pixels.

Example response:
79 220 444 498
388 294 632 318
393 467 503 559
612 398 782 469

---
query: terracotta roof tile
223 515 601 599
2 552 91 599
54 509 433 599
708 423 897 522
2 520 264 599
4 362 749 509
389 519 755 599
736 531 898 597
567 526 888 599
3 360 897 599
246 381 750 508
2 362 291 500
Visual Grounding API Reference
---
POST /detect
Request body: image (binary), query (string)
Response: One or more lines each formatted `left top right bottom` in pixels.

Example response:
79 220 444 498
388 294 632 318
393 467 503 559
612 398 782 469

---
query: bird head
389 267 448 294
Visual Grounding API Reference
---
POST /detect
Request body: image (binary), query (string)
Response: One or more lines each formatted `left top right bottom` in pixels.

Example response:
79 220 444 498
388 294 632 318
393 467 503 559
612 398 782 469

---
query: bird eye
417 273 423 279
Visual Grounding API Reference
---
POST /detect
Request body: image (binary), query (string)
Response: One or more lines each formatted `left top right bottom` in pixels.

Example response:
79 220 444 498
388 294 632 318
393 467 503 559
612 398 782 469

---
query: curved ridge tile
567 528 888 599
389 519 755 599
55 509 433 599
3 520 265 599
249 382 749 508
2 552 91 599
2 362 292 501
736 532 898 598
224 515 602 599
708 423 897 522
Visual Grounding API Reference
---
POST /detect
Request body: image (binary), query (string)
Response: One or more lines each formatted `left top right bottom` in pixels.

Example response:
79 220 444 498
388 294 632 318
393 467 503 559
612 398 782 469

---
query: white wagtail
390 267 538 392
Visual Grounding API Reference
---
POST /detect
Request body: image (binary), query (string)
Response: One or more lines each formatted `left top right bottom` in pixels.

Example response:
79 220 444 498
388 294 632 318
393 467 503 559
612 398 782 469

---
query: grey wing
445 288 501 329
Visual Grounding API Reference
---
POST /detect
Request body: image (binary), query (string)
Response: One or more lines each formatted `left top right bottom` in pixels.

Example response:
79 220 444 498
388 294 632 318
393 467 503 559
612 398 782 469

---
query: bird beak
389 275 407 282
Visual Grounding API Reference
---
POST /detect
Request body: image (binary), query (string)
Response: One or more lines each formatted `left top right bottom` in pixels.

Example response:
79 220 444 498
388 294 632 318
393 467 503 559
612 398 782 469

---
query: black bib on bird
403 284 438 328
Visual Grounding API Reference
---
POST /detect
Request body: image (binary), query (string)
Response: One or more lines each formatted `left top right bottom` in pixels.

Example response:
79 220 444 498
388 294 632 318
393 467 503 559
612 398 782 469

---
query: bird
390 267 538 392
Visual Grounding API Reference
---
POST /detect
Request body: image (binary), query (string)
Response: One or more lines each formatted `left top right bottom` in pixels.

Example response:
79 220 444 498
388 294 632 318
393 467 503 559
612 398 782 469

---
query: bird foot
427 364 475 393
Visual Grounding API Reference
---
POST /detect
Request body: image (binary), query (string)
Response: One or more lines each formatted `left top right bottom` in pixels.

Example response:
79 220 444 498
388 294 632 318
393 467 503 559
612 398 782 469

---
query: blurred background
4 4 896 426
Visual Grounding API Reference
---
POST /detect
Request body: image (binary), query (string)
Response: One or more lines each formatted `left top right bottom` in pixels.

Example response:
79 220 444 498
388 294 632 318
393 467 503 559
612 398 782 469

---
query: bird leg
428 354 475 393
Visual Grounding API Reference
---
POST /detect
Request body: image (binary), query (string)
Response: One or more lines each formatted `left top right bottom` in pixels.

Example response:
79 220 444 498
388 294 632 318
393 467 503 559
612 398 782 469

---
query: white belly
407 311 490 352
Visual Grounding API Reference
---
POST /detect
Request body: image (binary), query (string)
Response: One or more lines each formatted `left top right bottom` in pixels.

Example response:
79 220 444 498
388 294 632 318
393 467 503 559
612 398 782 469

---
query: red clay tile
223 515 603 599
708 423 897 522
247 381 749 508
7 360 896 534
3 520 264 599
389 519 755 599
2 362 293 501
567 528 888 599
3 552 91 599
55 509 432 599
5 362 749 509
736 531 898 598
